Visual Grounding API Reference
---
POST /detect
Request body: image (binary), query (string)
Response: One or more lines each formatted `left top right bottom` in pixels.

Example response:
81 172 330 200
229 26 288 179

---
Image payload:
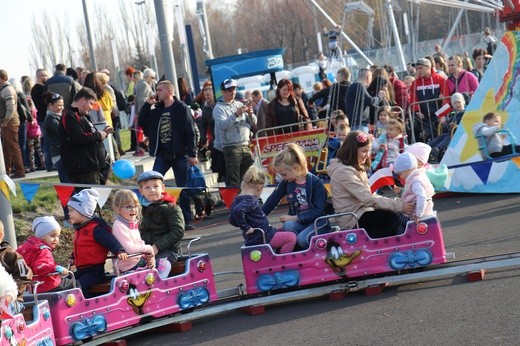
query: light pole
82 0 97 71
136 0 159 74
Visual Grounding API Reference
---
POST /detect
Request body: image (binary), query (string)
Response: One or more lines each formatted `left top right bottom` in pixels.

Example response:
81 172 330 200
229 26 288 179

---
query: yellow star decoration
460 88 509 162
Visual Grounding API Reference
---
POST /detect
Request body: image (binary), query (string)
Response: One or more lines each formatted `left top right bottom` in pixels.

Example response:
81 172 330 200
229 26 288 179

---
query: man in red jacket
410 58 449 142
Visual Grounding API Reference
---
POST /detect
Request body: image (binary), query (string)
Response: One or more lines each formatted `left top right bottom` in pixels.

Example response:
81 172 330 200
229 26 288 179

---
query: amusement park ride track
82 251 520 345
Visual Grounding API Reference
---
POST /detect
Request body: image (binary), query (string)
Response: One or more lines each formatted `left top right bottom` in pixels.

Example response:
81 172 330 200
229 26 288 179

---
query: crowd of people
0 27 507 308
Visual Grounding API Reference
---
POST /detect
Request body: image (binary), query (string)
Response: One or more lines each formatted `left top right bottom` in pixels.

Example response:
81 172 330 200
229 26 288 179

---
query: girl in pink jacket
393 152 435 223
111 190 155 275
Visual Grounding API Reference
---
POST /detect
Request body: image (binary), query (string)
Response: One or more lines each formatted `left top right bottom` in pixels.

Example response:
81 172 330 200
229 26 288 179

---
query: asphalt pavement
124 192 520 346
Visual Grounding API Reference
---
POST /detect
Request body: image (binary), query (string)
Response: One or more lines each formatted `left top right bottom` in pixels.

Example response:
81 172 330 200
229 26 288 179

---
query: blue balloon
113 159 136 179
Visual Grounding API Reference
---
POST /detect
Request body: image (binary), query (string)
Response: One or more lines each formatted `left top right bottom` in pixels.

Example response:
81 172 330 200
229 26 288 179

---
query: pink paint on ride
38 254 216 345
242 216 447 295
0 300 55 346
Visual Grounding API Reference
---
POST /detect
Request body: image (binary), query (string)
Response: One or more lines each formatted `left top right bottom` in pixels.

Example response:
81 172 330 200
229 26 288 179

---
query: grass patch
11 128 132 265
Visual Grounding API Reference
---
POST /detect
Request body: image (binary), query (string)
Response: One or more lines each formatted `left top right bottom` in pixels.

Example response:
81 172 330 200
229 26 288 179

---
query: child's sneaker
157 258 171 279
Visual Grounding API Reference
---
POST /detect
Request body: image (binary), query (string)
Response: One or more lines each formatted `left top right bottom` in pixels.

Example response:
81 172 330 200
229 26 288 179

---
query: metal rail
82 251 520 345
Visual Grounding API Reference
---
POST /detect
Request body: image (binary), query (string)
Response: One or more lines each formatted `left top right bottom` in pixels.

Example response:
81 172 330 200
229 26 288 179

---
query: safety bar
313 211 359 235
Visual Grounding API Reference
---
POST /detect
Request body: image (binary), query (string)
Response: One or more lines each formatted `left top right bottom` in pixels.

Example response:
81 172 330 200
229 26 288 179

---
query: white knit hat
67 189 100 219
393 152 418 173
451 92 465 105
33 216 61 239
406 142 432 164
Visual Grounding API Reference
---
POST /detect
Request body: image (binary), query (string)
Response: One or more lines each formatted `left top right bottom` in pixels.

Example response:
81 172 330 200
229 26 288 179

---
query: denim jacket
262 173 326 225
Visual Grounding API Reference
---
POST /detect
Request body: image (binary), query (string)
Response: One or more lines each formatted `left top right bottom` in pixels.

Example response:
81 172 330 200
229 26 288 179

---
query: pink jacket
26 119 41 139
112 217 154 273
446 70 479 96
401 169 435 219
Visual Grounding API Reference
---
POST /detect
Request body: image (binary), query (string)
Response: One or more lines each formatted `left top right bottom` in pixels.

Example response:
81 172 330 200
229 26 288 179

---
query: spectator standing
344 68 385 133
315 52 329 81
483 27 498 55
265 78 311 134
82 72 107 125
251 89 269 133
133 68 156 156
9 78 31 171
326 67 351 118
138 80 198 231
0 70 25 178
446 55 479 98
471 48 489 83
308 80 330 120
199 82 225 183
58 87 113 185
43 92 70 222
409 58 449 142
385 65 409 112
433 56 449 80
45 64 77 107
101 69 126 156
293 83 317 122
177 77 193 106
212 79 256 187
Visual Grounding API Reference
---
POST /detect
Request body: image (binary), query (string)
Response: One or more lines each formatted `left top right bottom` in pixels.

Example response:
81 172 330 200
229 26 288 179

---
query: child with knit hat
393 152 435 224
428 92 466 163
406 142 432 168
67 189 128 295
18 216 75 293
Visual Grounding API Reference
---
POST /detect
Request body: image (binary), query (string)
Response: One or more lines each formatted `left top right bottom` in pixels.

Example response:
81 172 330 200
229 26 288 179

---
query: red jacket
73 218 125 269
410 72 449 116
17 236 60 293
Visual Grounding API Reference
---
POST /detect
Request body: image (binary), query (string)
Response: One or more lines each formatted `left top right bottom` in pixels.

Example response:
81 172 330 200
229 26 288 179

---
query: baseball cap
221 79 237 90
137 171 164 184
413 58 432 68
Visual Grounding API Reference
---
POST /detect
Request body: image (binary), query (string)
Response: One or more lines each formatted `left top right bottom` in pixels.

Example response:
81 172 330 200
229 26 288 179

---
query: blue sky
1 0 91 79
0 0 199 80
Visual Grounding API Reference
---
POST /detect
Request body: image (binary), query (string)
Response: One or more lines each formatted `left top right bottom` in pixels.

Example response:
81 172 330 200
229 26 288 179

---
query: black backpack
111 84 127 112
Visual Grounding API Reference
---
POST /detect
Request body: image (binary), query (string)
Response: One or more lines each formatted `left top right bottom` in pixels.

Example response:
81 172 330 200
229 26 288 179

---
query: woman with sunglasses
43 92 71 225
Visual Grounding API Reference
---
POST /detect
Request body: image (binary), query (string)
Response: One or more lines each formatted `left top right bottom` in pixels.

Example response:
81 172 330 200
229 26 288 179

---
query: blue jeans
153 154 192 226
284 219 329 249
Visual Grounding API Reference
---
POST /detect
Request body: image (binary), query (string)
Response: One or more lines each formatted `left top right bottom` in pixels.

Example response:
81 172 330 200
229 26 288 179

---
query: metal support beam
307 0 373 66
154 0 178 83
386 0 407 72
82 0 97 71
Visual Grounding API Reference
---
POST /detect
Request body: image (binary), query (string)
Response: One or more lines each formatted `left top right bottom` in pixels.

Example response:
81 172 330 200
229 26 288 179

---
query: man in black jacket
58 87 113 185
138 80 198 231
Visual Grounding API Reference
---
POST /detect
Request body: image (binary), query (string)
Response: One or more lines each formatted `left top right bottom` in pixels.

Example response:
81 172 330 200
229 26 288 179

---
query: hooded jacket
138 98 197 158
17 236 61 293
410 71 448 116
